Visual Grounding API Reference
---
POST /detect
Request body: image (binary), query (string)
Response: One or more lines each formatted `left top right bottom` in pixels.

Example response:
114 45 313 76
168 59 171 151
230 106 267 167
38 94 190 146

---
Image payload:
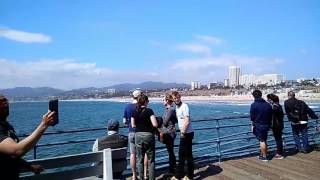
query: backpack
289 101 302 123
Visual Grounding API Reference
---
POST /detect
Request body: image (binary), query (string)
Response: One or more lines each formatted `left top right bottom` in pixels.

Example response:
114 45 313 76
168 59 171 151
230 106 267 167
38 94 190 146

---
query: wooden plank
220 161 265 180
28 151 103 169
268 155 320 179
21 165 103 180
27 147 126 169
229 159 291 180
244 157 312 180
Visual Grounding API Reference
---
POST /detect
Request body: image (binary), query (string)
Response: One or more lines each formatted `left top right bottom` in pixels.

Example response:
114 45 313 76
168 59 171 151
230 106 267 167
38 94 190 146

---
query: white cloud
0 53 285 89
169 54 285 82
0 58 164 90
195 35 223 45
176 43 211 54
0 28 51 43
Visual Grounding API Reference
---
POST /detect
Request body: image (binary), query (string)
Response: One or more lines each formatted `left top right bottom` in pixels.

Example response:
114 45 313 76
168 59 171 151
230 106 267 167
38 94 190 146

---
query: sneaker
171 176 178 180
274 154 284 159
183 176 190 180
259 156 268 162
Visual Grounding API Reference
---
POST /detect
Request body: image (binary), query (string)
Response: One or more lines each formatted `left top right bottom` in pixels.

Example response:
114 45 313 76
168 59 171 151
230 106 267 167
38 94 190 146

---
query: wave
309 106 319 109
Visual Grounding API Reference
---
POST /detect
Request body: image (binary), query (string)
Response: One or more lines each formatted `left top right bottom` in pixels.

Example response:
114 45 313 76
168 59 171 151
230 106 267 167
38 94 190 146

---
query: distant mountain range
0 87 64 98
0 81 189 99
106 81 189 91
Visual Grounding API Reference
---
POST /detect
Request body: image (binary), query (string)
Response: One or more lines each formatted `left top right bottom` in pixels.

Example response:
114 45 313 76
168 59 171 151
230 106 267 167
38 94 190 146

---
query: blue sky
0 0 319 89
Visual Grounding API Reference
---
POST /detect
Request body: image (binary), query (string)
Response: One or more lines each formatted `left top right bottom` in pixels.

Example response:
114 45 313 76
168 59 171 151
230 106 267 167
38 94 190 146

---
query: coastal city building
255 74 284 85
239 73 284 86
106 88 116 95
240 74 256 87
191 81 201 90
224 79 229 87
207 82 223 89
228 66 241 87
297 78 306 83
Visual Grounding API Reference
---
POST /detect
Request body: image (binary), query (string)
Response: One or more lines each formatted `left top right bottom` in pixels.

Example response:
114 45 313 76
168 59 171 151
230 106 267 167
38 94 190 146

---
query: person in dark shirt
123 90 144 180
267 94 284 159
250 90 272 161
92 119 128 179
159 94 178 176
132 94 158 180
284 91 318 153
0 95 55 179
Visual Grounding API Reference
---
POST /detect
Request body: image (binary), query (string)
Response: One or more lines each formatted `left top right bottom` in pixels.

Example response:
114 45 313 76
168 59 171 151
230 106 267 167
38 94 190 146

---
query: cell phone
49 99 59 126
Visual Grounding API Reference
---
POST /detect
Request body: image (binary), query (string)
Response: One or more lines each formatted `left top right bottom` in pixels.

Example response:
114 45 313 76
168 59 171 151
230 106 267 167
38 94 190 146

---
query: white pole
103 148 113 180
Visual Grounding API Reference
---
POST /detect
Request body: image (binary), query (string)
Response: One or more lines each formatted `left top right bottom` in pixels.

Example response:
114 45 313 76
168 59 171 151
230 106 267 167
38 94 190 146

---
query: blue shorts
253 124 269 142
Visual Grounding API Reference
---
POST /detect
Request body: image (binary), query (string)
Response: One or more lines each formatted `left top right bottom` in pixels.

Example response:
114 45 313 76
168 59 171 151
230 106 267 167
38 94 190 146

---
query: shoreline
62 95 320 104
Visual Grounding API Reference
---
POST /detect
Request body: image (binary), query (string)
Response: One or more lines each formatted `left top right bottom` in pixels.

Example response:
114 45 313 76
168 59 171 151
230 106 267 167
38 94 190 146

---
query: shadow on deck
154 150 320 180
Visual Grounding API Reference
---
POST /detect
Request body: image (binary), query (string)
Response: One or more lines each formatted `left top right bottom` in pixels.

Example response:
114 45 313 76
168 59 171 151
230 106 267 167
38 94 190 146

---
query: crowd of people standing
0 89 319 179
250 90 318 162
123 90 194 180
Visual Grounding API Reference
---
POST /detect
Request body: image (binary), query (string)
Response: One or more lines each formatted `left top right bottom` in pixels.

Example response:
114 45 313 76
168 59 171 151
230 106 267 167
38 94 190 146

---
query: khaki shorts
128 132 136 154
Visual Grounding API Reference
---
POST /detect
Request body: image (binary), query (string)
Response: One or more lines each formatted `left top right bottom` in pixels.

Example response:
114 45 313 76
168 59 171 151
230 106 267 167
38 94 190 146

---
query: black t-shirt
0 122 20 180
133 107 155 133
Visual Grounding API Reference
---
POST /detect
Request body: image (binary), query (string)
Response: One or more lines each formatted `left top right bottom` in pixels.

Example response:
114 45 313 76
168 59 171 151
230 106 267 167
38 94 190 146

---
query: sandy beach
64 94 320 104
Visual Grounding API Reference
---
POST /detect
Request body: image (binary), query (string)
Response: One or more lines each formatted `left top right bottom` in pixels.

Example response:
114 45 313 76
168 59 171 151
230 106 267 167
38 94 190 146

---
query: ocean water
8 100 320 160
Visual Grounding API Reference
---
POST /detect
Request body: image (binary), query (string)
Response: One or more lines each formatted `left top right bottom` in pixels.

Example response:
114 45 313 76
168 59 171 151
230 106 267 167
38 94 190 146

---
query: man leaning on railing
250 90 272 162
284 91 319 153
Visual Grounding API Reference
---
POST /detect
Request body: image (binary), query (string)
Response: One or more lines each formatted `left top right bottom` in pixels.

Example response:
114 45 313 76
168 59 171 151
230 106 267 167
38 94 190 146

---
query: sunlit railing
18 110 320 171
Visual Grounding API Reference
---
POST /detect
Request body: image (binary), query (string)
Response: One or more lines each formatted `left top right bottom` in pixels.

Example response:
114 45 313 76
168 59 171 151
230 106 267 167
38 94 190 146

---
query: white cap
132 90 142 98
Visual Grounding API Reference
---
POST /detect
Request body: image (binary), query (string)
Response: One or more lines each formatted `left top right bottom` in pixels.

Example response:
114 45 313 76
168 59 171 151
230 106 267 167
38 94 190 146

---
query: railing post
216 119 221 163
33 145 37 159
103 148 113 180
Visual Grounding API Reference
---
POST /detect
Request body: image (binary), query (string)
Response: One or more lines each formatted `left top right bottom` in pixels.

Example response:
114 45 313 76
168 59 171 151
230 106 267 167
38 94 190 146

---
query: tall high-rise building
191 81 201 90
228 66 241 87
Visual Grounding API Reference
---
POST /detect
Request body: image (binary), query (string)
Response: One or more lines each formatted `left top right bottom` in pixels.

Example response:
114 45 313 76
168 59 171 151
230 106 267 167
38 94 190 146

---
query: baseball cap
132 90 142 98
108 119 119 129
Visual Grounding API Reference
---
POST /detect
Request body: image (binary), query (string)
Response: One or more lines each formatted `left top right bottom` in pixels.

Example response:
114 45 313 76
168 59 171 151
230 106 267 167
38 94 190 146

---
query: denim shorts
253 124 269 142
128 132 136 154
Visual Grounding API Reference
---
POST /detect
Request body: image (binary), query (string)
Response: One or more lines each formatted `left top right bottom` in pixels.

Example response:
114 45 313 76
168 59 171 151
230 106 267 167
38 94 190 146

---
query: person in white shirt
171 91 194 180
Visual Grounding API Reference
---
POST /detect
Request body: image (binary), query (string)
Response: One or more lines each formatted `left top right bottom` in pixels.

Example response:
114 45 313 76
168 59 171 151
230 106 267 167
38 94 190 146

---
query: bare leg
144 153 148 179
260 141 268 157
131 153 136 179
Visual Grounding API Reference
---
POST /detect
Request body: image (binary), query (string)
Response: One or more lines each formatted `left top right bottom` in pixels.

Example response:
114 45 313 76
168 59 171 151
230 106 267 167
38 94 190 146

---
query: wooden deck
155 150 320 180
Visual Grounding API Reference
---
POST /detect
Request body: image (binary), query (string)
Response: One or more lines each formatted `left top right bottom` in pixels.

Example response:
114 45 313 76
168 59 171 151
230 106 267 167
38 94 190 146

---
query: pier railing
19 110 320 171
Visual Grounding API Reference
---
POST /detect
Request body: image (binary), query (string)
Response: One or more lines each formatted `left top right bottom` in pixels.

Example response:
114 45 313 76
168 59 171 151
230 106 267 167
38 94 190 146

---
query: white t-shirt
176 102 194 133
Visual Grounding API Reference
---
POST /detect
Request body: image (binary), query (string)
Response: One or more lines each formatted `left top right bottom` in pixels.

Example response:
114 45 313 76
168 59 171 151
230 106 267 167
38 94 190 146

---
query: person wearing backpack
284 91 319 153
267 94 284 159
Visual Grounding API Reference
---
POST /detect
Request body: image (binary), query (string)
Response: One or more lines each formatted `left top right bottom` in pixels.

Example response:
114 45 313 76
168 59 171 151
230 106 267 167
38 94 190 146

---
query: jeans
135 132 155 180
163 134 176 173
291 124 309 151
272 128 283 155
177 132 194 179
